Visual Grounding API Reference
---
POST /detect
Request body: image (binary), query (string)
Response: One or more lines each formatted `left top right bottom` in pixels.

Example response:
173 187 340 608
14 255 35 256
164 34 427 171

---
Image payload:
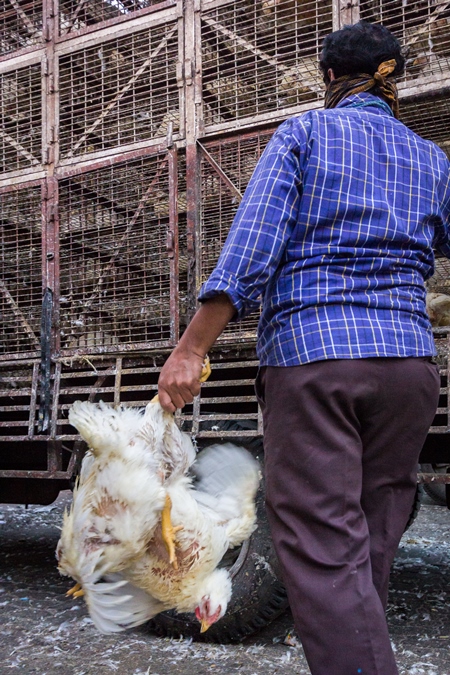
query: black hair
320 21 405 85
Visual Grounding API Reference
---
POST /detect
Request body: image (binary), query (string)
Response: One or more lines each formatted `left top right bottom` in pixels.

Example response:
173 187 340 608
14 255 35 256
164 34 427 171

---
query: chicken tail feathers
69 400 144 456
84 575 164 634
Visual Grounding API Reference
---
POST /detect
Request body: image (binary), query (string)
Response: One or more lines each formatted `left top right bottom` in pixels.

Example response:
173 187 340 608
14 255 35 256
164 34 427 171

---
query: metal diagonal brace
197 141 243 203
8 0 40 36
66 154 170 342
202 15 290 75
66 26 178 158
62 0 88 35
405 1 450 52
0 130 40 166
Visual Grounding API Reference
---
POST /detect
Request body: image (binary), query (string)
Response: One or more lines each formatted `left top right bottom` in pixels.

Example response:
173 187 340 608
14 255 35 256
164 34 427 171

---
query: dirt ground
0 491 449 675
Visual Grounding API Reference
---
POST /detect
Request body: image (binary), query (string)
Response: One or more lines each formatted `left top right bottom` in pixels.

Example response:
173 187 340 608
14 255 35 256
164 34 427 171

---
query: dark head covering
324 59 399 118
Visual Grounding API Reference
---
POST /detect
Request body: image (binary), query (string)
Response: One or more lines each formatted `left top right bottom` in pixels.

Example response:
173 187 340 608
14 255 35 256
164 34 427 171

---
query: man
157 21 450 675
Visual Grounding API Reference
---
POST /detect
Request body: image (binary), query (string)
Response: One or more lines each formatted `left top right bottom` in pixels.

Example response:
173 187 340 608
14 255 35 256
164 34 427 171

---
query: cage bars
1 0 450 478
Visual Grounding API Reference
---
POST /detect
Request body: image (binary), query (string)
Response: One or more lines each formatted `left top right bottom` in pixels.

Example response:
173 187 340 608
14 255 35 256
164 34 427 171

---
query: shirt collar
335 92 395 117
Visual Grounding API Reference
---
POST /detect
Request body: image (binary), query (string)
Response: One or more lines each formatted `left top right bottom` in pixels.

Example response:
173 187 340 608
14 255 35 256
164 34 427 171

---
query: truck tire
147 430 290 643
404 484 423 530
420 463 448 506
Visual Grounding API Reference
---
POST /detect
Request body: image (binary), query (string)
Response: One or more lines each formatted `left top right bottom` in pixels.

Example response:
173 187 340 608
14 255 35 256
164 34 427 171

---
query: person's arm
158 294 235 412
157 116 310 412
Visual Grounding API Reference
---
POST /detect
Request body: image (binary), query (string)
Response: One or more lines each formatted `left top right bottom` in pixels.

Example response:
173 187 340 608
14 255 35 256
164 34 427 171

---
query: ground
0 491 449 675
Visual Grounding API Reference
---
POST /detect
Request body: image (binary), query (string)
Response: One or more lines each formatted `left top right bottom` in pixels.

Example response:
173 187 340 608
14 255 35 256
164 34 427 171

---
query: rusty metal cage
0 0 43 58
0 360 40 438
0 63 42 172
401 92 450 159
201 0 331 132
58 149 178 353
198 130 274 342
1 0 450 491
58 0 172 36
58 21 180 158
361 0 450 83
0 183 43 358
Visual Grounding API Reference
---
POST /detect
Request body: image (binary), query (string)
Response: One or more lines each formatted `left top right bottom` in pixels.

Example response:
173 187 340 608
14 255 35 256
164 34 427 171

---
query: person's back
251 92 450 365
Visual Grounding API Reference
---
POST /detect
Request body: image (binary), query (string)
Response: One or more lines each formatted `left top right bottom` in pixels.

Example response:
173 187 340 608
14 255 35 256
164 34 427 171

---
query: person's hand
158 348 205 413
157 294 234 412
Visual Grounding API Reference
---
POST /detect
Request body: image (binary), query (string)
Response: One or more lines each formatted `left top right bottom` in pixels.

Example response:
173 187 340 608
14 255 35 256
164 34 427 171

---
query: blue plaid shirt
199 93 450 366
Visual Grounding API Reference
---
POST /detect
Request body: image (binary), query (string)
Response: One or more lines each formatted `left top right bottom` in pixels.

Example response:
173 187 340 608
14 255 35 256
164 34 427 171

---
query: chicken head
194 568 232 633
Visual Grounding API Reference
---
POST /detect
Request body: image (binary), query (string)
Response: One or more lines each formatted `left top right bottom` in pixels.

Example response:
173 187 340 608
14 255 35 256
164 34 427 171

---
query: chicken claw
66 582 83 597
161 494 183 569
199 356 211 383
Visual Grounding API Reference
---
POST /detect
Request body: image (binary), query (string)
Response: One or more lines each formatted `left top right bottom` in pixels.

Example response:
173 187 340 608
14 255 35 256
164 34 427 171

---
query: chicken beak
200 619 211 633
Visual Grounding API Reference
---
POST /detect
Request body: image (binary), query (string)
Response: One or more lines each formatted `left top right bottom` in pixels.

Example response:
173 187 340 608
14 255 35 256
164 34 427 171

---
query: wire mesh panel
428 257 450 295
361 0 450 83
58 22 180 158
427 326 450 433
59 0 173 35
199 130 274 342
400 93 450 158
200 0 331 128
0 0 43 57
58 152 177 354
0 63 42 173
0 361 40 440
0 185 42 357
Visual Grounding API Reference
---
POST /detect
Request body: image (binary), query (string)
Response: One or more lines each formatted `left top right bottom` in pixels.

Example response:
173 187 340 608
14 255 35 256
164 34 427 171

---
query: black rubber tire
404 484 424 531
147 432 289 643
420 463 448 507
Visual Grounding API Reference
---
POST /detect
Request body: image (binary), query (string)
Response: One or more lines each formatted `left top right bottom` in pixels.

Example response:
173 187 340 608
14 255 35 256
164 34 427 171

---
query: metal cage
1 0 450 490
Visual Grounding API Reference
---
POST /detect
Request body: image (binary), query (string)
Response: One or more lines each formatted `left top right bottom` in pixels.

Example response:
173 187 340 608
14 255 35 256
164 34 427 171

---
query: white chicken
56 395 260 635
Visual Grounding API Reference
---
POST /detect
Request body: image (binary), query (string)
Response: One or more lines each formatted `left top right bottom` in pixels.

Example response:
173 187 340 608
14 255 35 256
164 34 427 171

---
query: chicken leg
66 582 85 598
161 493 183 569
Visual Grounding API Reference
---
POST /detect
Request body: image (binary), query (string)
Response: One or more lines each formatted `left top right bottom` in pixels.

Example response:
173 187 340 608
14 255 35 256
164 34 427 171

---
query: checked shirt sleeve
198 117 310 320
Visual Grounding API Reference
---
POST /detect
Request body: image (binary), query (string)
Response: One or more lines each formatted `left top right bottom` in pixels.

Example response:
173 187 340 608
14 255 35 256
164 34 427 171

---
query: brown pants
256 358 440 675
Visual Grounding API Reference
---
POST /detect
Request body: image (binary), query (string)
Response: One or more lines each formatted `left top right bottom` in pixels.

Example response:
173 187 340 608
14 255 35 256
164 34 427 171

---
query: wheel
147 430 289 643
420 463 449 506
404 484 424 531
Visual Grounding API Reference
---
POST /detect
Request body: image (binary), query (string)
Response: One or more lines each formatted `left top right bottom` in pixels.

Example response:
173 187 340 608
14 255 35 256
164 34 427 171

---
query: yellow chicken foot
161 494 183 570
66 582 82 597
199 355 211 383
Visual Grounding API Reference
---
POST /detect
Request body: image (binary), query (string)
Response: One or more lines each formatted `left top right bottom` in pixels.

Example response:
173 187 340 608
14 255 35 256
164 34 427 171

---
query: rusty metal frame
56 0 176 42
1 0 450 486
333 0 360 30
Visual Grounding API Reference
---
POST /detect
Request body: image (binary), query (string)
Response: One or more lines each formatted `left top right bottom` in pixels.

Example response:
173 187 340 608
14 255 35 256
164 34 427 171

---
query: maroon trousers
256 358 440 675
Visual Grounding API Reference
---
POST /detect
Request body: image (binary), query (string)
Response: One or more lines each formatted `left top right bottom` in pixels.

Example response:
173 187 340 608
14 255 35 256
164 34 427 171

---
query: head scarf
324 59 399 118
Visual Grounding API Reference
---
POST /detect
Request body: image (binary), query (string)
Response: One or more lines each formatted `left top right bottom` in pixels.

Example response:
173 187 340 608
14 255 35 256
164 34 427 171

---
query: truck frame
1 0 450 639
